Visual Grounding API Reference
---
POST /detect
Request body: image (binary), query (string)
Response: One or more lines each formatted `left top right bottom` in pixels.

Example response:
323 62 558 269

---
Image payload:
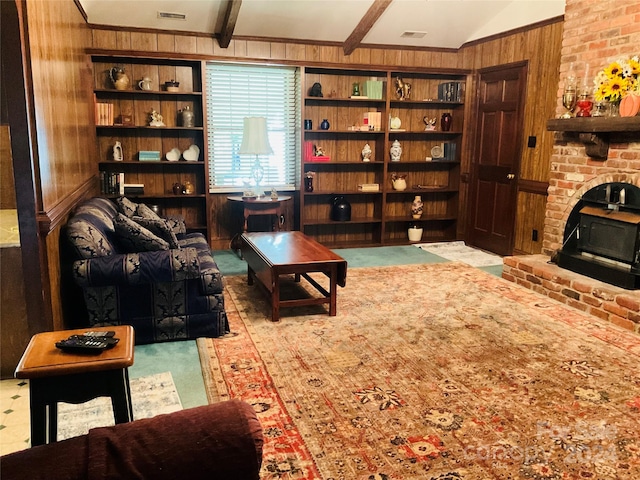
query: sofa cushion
133 216 180 249
115 196 138 218
136 203 162 220
66 213 117 259
114 213 169 252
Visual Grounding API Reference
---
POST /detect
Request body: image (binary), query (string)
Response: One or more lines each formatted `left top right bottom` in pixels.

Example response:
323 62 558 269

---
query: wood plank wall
90 21 562 252
15 0 98 335
459 21 564 254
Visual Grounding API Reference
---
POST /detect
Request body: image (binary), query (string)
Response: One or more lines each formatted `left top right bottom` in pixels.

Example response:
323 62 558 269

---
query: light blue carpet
130 341 207 409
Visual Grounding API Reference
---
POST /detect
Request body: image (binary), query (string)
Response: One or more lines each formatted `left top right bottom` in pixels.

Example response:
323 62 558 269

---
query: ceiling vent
157 11 187 20
401 31 427 38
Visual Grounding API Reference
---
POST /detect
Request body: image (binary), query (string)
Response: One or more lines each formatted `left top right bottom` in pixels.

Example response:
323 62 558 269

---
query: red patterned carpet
198 263 640 480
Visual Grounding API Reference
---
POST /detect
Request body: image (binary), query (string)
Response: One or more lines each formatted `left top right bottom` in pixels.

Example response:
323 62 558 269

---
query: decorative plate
430 145 443 158
390 116 402 130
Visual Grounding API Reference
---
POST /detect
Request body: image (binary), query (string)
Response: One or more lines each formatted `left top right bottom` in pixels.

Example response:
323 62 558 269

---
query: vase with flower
304 171 315 192
593 55 639 117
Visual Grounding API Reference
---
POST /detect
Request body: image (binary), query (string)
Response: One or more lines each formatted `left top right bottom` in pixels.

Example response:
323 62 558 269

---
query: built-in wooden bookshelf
91 53 209 233
301 66 469 247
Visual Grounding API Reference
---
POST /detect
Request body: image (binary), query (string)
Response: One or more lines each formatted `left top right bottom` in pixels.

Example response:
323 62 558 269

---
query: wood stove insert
557 182 640 290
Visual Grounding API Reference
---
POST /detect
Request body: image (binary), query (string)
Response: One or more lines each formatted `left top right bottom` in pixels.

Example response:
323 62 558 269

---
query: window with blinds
205 63 300 192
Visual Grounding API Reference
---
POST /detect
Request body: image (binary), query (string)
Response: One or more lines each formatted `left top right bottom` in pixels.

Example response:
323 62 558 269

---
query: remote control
55 335 119 354
83 331 116 338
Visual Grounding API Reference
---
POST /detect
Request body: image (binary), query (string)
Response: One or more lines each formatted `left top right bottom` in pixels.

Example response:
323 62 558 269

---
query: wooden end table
241 231 347 322
227 195 292 232
15 325 135 446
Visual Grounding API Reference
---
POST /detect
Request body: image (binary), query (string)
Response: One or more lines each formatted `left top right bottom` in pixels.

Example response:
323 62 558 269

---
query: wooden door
467 63 527 255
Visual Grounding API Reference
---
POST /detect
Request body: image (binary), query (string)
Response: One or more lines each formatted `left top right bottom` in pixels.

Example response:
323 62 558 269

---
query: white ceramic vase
390 140 402 162
411 195 423 218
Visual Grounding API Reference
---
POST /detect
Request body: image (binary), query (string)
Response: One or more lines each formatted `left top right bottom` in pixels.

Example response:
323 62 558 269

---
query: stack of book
363 80 384 99
362 111 382 131
437 82 465 102
304 141 330 162
95 102 114 126
138 151 161 162
100 171 124 195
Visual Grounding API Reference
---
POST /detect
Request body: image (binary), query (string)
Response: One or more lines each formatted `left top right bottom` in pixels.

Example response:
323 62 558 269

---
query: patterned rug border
199 262 640 479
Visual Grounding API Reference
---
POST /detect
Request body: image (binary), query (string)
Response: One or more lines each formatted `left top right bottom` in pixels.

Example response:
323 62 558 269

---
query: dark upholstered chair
1 400 264 480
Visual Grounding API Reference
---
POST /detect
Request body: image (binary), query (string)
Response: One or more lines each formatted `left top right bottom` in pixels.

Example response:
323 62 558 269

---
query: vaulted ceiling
80 0 565 54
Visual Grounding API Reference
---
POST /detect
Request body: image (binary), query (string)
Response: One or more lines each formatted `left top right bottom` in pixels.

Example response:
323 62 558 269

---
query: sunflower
593 55 640 101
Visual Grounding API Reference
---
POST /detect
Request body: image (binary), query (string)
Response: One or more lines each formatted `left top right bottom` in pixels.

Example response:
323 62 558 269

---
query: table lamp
239 117 272 196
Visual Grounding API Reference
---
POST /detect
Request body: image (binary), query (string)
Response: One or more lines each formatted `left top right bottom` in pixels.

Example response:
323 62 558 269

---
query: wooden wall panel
459 20 563 253
514 191 546 254
25 0 97 212
91 19 563 254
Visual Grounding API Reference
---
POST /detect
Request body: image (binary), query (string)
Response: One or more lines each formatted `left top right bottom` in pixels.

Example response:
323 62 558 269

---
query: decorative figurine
394 77 411 101
148 110 165 127
314 145 325 156
309 82 323 97
423 116 437 131
361 143 372 162
270 187 279 199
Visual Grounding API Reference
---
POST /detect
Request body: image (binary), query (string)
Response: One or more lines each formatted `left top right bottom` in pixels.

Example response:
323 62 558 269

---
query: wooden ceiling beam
218 0 242 49
343 0 393 56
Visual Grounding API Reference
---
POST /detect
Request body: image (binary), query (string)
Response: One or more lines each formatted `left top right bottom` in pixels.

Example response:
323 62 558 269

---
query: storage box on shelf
91 53 209 235
300 66 468 248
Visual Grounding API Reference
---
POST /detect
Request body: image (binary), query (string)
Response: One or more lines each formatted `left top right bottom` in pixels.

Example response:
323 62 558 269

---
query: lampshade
239 117 273 155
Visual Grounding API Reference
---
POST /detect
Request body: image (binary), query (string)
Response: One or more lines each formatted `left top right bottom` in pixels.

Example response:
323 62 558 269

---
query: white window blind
206 63 300 192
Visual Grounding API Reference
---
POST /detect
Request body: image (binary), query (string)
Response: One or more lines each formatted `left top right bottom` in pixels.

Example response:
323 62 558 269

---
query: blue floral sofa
64 197 229 344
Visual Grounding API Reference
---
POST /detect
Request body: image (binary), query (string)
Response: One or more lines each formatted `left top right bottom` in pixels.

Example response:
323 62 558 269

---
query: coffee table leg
271 275 280 322
329 267 337 316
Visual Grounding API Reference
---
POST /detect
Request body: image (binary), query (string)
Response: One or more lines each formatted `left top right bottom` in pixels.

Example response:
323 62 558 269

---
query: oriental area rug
198 263 640 480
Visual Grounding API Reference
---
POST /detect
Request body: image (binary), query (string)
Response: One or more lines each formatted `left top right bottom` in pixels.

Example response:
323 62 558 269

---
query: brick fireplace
502 0 640 333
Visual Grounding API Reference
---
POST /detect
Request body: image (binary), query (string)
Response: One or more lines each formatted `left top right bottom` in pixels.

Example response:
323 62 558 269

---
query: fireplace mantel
547 116 640 159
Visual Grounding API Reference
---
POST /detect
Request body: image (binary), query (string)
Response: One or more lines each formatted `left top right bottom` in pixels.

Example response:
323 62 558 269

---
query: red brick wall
543 0 640 255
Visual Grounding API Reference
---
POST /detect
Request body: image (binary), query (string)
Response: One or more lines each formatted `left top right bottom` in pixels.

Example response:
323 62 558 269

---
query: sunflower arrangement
593 55 640 103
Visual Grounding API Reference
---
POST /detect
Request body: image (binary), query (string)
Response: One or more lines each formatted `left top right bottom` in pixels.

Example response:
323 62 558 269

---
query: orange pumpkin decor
620 94 640 117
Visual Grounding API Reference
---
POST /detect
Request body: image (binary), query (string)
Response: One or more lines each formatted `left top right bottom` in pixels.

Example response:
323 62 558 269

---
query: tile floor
0 379 30 455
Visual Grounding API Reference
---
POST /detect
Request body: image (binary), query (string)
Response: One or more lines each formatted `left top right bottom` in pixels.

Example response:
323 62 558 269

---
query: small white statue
361 143 372 162
148 110 165 127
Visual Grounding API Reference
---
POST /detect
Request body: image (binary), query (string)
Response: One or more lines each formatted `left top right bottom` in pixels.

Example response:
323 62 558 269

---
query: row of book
95 102 114 126
100 171 144 195
437 82 465 103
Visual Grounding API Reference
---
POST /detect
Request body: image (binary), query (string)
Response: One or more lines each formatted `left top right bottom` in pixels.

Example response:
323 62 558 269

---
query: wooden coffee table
241 231 347 321
15 325 134 446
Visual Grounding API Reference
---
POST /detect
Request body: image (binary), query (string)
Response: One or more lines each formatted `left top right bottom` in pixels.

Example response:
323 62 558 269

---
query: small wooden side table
15 325 135 446
227 195 292 233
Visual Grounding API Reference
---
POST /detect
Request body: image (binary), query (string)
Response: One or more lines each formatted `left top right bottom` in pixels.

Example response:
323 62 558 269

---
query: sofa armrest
0 400 263 480
72 248 203 288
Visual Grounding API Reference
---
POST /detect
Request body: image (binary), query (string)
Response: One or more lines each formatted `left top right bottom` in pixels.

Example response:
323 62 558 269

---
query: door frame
465 60 528 255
